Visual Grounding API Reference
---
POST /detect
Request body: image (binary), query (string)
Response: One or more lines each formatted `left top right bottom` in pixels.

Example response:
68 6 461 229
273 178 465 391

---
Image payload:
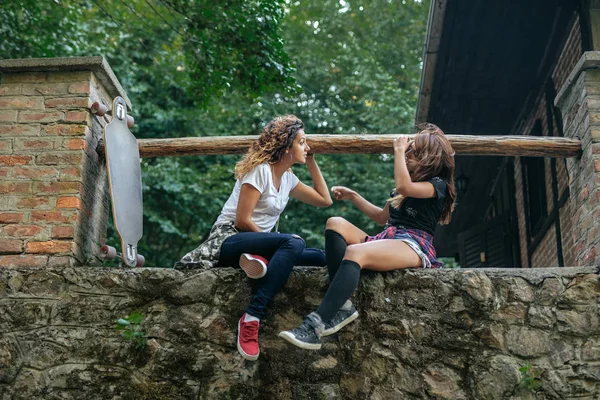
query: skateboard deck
103 96 144 267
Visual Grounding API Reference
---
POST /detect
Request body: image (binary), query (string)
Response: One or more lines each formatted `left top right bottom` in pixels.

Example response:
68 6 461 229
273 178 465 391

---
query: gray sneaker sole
278 331 322 350
321 310 359 336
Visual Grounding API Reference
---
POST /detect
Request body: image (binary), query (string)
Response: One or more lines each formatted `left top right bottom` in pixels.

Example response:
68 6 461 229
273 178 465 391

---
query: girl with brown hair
279 123 456 349
175 115 332 360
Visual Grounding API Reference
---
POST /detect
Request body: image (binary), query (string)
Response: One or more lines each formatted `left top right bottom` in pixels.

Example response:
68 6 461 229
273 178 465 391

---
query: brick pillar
555 51 600 266
0 57 130 267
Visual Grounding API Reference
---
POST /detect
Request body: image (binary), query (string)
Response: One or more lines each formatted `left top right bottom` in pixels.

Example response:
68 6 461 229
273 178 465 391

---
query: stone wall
1 265 599 400
0 57 127 268
555 52 600 266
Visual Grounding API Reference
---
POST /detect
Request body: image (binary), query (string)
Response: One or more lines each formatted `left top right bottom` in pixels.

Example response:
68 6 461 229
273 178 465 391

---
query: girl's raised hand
393 136 412 153
331 186 355 201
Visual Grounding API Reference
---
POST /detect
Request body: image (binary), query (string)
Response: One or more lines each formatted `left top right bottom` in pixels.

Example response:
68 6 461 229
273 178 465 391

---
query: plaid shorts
365 225 443 269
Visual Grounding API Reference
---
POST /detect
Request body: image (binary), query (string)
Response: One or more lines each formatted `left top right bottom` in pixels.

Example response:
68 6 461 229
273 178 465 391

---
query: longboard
95 97 144 267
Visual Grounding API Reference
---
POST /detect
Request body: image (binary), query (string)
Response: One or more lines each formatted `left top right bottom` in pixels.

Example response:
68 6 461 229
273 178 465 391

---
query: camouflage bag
174 222 238 270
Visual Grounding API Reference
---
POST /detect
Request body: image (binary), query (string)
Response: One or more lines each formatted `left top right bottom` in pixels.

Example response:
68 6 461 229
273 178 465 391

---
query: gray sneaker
322 305 359 336
278 312 324 350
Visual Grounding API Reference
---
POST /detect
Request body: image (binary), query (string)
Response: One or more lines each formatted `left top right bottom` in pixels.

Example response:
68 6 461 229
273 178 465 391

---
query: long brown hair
389 123 456 224
234 115 304 179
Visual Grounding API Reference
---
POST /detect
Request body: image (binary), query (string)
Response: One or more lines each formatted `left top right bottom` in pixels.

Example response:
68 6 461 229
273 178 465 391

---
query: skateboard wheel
100 245 117 260
91 102 108 117
127 115 134 128
136 254 145 267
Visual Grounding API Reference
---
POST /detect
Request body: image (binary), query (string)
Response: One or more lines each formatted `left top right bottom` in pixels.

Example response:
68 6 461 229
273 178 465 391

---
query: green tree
234 0 430 246
141 0 431 266
163 0 299 105
1 0 431 267
0 0 87 58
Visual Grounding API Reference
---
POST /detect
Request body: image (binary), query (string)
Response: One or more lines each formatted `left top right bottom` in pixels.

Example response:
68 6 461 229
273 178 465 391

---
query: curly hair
234 115 304 179
389 123 456 225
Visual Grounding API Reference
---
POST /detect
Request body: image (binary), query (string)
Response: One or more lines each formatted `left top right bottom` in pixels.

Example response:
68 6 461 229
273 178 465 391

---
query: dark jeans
217 232 325 319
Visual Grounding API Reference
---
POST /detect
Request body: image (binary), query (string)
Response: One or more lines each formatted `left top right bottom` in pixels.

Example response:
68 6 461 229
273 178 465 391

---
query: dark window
461 161 520 268
458 216 514 267
522 120 547 236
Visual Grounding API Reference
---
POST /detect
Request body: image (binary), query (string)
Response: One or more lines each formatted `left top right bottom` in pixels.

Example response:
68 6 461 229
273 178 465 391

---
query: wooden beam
96 134 582 158
416 0 448 124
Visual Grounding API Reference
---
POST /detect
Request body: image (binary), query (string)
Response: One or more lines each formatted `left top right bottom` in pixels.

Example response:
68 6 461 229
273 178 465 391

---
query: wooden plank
590 9 600 51
416 0 448 123
97 134 582 158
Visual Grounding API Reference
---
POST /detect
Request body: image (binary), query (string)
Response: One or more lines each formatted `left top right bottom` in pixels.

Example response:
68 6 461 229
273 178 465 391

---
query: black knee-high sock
325 229 347 282
316 260 361 321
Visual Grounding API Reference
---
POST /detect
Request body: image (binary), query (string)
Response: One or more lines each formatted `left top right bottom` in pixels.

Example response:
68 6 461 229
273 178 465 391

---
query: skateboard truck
91 101 135 128
100 244 145 267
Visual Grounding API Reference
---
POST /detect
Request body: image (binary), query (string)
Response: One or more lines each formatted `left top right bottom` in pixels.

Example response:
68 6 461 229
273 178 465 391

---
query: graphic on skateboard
93 97 145 267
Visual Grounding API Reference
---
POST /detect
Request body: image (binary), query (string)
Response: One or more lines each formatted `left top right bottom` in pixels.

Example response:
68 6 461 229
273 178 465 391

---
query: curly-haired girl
279 123 456 349
175 115 332 361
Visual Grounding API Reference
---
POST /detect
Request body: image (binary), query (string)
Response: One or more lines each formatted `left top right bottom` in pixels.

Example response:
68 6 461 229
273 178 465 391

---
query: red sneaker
239 253 268 279
237 314 260 361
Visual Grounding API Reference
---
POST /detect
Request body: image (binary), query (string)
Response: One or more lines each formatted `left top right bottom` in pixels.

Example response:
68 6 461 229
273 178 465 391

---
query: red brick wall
514 14 583 267
0 70 111 267
557 61 600 265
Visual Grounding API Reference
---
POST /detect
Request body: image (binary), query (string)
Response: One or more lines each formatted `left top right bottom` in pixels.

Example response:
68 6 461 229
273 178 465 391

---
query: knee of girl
344 245 363 266
326 216 346 231
286 235 306 254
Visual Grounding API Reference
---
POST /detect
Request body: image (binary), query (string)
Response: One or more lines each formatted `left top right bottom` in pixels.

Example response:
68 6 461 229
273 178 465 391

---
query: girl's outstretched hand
331 186 356 201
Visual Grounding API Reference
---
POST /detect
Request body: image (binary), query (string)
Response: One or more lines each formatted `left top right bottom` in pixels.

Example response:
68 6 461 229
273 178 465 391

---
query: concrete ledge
0 56 130 108
555 51 600 108
429 266 599 281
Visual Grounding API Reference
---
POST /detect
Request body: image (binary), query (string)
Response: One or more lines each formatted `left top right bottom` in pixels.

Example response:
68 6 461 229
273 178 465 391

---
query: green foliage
278 0 425 134
163 0 299 105
138 157 235 266
101 258 119 268
3 0 431 267
241 0 430 248
114 312 147 350
519 363 542 393
111 0 430 266
0 0 88 58
439 257 460 268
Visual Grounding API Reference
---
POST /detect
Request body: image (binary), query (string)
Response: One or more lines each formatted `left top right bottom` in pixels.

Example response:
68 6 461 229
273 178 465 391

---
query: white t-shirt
215 163 300 232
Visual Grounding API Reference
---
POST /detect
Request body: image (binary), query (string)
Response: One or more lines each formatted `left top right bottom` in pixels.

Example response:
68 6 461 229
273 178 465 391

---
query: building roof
416 0 579 258
416 0 577 135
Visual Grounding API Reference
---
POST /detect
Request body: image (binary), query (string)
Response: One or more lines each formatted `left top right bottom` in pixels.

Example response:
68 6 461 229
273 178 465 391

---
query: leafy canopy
1 0 431 267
